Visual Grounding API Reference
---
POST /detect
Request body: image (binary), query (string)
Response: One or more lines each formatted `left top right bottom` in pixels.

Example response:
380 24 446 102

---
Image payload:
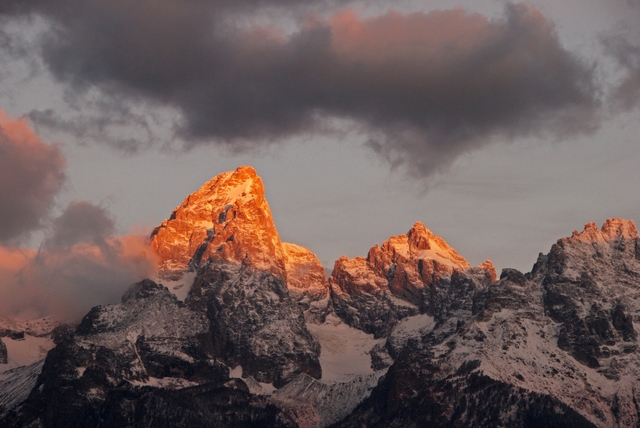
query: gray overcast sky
1 0 640 277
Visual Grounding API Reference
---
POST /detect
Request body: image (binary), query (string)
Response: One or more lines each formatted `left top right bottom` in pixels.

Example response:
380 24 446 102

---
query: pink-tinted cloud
0 111 65 243
0 201 158 321
330 8 493 63
0 246 34 276
0 117 157 321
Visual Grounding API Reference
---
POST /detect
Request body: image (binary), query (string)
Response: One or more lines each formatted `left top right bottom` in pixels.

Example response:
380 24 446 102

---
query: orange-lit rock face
331 222 496 300
151 166 286 278
331 256 386 295
567 218 638 243
150 166 330 299
330 222 496 336
368 222 471 292
282 243 329 299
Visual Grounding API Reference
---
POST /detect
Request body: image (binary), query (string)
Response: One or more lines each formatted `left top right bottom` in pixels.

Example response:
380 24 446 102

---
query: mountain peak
379 222 470 270
330 223 494 337
567 218 638 243
601 217 638 239
151 166 285 278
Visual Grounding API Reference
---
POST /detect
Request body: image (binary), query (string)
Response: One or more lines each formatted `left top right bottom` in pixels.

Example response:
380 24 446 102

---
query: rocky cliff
330 222 496 337
151 165 287 278
151 166 323 386
150 166 330 321
1 279 300 427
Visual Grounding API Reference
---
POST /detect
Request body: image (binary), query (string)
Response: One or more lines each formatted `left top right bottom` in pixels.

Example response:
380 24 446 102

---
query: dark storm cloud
2 1 599 176
0 201 158 321
0 111 65 243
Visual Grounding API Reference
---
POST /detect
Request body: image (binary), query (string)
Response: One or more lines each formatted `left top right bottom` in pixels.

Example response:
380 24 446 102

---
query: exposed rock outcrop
150 167 323 386
535 219 640 371
188 261 322 387
150 166 330 321
3 279 241 427
330 222 496 337
0 339 6 365
151 166 287 279
283 243 331 323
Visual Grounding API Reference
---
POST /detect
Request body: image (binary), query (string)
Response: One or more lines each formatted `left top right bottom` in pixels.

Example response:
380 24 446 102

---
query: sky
1 0 640 319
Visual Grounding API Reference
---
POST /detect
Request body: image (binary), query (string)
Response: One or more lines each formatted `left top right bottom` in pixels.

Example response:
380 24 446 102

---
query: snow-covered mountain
337 218 640 427
3 166 640 427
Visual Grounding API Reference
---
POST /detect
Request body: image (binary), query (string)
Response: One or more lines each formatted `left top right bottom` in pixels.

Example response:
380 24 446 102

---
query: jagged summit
370 221 472 271
150 166 332 324
151 165 286 278
567 218 638 243
332 222 495 296
330 222 496 337
150 166 332 292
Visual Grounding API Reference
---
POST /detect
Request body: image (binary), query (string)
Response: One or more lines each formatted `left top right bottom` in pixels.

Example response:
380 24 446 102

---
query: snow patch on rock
0 335 53 373
128 376 199 389
306 314 385 382
389 313 436 351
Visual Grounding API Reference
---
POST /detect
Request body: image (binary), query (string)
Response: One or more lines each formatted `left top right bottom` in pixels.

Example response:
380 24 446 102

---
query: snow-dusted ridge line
334 218 640 427
5 165 640 428
0 316 58 337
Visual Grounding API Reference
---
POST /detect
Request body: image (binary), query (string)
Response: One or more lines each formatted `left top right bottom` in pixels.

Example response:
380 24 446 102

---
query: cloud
0 201 159 321
0 110 65 243
44 200 116 249
0 246 34 276
2 2 599 177
0 111 157 321
28 102 159 154
602 34 640 111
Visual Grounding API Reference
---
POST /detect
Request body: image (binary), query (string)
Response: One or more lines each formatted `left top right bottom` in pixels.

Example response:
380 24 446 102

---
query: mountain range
1 165 639 427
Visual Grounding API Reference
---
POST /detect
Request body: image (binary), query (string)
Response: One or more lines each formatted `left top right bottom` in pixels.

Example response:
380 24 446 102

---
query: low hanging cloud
0 200 159 321
2 1 599 177
0 116 158 320
0 110 65 243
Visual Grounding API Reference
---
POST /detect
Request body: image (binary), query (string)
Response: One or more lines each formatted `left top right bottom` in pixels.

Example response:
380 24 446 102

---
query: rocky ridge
150 166 323 386
330 222 496 338
1 279 299 427
151 166 331 321
4 166 640 427
336 219 640 427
